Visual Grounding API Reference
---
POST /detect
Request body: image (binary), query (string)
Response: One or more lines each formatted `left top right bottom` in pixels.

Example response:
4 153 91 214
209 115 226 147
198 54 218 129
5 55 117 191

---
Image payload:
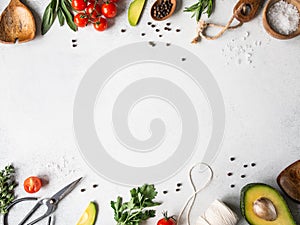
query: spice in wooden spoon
0 0 36 44
151 0 176 21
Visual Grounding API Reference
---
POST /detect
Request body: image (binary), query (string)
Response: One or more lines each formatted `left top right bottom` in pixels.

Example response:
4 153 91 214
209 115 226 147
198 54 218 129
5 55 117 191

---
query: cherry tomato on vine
101 2 117 18
157 212 176 225
74 13 89 27
93 17 107 31
72 0 87 11
85 3 102 19
23 176 42 194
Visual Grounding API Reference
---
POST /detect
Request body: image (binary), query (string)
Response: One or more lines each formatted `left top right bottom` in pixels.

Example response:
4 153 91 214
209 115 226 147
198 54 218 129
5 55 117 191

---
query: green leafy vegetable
0 165 17 215
41 0 77 35
184 0 214 22
111 184 161 225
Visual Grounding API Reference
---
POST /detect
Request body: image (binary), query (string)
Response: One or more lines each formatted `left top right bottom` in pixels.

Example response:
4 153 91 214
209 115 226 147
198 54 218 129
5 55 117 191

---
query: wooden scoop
0 0 36 44
151 0 176 21
234 0 262 23
263 0 300 39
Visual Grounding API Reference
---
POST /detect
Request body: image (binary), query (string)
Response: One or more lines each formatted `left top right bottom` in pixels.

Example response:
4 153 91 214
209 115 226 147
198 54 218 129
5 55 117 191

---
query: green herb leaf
41 0 58 35
57 8 65 26
111 184 161 225
184 0 214 22
0 164 16 215
61 0 78 32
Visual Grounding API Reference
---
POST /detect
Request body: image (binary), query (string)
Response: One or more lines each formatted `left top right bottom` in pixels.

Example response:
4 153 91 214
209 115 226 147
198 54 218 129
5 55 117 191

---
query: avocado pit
253 197 277 221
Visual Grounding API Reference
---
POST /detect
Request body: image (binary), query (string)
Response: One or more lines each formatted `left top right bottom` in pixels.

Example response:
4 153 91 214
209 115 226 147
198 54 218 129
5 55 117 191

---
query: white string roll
177 162 239 225
197 200 239 225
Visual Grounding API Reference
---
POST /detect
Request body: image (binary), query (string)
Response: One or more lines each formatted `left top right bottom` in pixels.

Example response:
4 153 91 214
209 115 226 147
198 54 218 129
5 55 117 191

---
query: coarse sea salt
267 0 300 35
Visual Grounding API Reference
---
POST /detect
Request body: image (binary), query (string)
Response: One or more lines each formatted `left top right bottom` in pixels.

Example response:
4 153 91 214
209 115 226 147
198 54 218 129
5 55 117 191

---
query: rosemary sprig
0 165 17 215
184 0 214 22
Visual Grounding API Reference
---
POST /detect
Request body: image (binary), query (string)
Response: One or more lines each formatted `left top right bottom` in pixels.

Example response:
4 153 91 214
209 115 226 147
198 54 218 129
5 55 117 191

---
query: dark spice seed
166 22 171 26
147 22 152 25
177 183 182 187
176 29 181 32
159 34 163 37
80 188 86 192
141 33 146 36
156 29 160 32
121 29 126 33
151 24 156 28
163 190 168 194
72 44 77 47
176 188 180 192
230 157 235 161
166 43 171 46
92 184 98 188
227 172 233 176
251 163 256 167
181 58 186 61
241 174 246 178
230 184 235 188
72 39 77 42
243 164 248 168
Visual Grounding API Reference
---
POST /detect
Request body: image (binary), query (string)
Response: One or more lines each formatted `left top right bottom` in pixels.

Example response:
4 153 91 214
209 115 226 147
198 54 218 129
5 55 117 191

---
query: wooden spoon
151 0 176 21
234 0 262 23
263 0 300 39
0 0 36 44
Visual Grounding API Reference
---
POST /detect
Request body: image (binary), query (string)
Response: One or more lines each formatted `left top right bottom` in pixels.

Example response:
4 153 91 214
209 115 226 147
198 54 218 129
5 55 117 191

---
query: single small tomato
74 13 89 27
85 3 102 19
157 211 176 225
24 176 42 194
101 2 117 18
93 17 107 31
72 0 87 11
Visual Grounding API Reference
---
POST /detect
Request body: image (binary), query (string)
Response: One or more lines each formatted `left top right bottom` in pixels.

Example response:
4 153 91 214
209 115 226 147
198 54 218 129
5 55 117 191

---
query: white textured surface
1 0 300 224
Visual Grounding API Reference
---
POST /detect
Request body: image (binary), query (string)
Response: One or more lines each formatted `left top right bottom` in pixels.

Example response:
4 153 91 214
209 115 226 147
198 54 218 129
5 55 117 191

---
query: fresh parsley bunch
0 165 17 215
111 184 161 225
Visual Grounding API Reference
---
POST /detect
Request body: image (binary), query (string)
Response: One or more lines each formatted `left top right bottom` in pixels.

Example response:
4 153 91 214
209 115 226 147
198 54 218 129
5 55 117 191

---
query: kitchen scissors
3 177 82 225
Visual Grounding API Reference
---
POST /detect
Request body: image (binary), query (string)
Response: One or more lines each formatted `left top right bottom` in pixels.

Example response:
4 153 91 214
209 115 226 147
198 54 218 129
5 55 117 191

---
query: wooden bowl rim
263 0 300 39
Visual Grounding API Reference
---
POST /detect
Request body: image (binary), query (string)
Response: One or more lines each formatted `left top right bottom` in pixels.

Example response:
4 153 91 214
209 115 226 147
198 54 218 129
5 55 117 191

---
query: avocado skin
128 0 146 26
77 202 97 225
240 183 296 225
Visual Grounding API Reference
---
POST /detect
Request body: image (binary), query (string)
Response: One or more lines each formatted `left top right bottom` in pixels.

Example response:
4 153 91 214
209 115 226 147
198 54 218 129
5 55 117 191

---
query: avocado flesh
77 202 97 225
241 183 296 225
128 0 146 26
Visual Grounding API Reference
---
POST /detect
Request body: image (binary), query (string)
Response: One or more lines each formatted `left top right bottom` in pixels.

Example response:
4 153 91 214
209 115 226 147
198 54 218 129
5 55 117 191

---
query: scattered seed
176 29 181 32
163 190 168 194
227 172 233 176
151 24 156 28
155 29 160 32
241 174 246 178
166 22 171 26
80 188 86 192
147 22 152 25
72 44 77 47
243 164 248 168
71 39 77 43
92 184 98 188
121 29 126 33
177 183 182 187
141 33 146 36
251 163 256 167
166 43 171 46
230 184 235 188
149 41 156 47
176 188 180 192
159 34 163 37
230 157 236 161
181 58 186 61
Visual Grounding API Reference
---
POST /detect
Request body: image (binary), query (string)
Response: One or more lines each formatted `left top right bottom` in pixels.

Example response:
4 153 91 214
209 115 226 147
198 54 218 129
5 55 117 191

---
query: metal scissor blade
50 177 82 203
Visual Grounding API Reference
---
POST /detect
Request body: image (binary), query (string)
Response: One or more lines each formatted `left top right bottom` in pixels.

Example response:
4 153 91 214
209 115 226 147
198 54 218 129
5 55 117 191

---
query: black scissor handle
3 197 38 225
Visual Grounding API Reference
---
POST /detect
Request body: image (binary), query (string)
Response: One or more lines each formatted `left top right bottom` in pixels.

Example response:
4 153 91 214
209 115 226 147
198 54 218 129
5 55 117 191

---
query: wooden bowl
263 0 300 39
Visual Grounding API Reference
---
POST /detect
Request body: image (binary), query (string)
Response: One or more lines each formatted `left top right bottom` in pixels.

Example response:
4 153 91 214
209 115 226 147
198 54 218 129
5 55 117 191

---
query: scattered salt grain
267 0 300 35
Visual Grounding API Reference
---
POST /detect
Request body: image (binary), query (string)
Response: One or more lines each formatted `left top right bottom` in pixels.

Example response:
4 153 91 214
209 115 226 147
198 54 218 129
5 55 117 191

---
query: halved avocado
128 0 146 26
76 202 97 225
240 183 296 225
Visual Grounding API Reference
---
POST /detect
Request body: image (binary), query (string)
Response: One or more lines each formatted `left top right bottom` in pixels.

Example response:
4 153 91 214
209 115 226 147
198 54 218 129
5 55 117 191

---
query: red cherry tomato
72 0 87 11
23 176 42 194
157 212 176 225
85 3 102 19
101 2 117 18
93 17 107 31
74 13 89 27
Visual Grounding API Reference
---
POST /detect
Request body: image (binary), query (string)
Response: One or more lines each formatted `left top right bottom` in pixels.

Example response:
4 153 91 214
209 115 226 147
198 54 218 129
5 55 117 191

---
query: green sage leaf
57 8 65 26
61 0 78 32
41 0 58 35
